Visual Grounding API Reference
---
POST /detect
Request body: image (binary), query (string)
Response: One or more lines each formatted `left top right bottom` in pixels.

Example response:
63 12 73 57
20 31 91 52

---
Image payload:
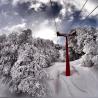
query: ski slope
0 59 98 98
47 59 98 97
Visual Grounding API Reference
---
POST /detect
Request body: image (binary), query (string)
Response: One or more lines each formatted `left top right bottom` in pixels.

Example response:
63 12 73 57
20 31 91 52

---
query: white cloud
11 0 98 19
34 27 57 43
0 0 98 43
32 20 58 43
1 0 98 17
29 3 41 11
0 23 27 35
12 0 31 6
58 0 98 20
36 0 49 4
71 0 98 16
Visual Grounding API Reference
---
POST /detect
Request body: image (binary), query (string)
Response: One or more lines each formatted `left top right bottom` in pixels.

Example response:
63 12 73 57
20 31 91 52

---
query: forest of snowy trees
0 29 60 97
0 26 98 97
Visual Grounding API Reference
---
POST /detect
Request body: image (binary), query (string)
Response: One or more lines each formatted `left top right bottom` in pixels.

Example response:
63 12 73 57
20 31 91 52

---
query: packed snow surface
47 59 98 98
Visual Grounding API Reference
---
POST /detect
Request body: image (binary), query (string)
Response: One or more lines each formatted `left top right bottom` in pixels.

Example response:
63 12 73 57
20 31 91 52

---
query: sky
0 0 98 44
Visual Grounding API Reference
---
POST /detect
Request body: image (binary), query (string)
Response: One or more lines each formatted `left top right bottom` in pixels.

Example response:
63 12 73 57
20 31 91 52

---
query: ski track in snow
47 59 98 97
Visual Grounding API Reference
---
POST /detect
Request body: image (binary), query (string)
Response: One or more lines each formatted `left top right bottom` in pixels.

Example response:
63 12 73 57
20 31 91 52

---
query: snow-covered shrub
18 71 49 97
17 29 32 44
80 54 94 67
57 45 83 62
32 38 60 65
58 49 65 62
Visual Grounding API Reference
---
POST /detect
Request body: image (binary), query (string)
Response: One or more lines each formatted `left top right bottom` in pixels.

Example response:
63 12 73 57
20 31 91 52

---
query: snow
0 59 98 97
47 59 98 97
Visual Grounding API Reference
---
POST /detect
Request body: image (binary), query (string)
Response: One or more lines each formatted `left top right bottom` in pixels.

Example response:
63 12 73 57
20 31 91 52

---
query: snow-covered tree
0 29 60 97
69 26 98 67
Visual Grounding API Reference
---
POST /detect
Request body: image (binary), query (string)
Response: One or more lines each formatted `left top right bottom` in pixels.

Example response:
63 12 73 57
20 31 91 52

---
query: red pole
65 36 70 76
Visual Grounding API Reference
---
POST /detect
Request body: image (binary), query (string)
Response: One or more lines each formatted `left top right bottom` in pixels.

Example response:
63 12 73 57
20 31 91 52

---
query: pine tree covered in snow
0 29 60 97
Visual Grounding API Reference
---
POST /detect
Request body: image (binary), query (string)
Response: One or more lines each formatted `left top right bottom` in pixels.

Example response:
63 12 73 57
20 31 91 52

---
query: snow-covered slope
47 60 98 97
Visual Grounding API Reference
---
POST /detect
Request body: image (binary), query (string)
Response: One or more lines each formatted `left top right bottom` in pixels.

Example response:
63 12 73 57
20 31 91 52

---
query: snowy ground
0 59 98 98
47 59 98 98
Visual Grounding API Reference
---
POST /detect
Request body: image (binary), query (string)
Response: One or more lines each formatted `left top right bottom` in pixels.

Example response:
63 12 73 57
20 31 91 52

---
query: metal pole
65 36 70 76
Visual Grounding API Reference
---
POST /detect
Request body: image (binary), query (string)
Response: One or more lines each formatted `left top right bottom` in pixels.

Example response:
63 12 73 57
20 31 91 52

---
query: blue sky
0 0 98 44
